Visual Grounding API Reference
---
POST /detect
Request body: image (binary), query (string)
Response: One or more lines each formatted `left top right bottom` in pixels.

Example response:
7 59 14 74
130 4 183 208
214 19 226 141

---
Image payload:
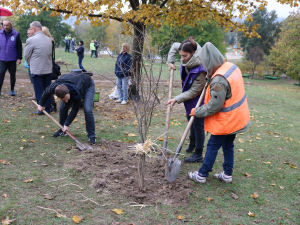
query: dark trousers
95 48 98 58
187 115 205 149
0 60 17 92
78 57 85 70
59 80 96 139
32 74 52 113
199 134 236 177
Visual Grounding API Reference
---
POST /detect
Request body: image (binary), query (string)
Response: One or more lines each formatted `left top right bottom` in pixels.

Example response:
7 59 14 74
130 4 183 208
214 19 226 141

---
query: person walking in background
166 37 207 163
71 37 76 53
90 40 96 58
64 34 69 52
0 20 22 96
94 39 99 58
24 21 52 115
114 43 132 105
75 40 85 70
42 26 57 113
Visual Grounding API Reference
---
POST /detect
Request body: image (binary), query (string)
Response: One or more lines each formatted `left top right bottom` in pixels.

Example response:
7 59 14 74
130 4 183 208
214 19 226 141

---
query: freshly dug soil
66 139 194 206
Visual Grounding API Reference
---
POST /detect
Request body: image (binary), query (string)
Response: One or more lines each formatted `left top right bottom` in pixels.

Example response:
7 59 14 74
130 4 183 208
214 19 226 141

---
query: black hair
178 36 197 53
79 40 84 45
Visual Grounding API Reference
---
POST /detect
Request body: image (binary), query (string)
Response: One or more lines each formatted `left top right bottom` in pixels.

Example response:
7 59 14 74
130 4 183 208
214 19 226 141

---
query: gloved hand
189 108 196 116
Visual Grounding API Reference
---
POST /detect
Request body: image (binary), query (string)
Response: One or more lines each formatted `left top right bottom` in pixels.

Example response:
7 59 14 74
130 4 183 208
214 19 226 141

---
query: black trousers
95 48 98 58
0 60 17 92
186 115 205 149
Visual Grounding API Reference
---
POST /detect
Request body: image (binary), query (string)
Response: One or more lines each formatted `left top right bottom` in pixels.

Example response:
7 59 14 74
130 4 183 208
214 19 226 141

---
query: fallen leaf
112 209 123 215
250 192 259 199
271 183 276 186
40 136 44 139
72 215 82 223
44 194 56 200
0 160 11 165
2 194 7 198
198 216 203 219
289 164 297 169
248 211 255 217
158 138 164 141
23 179 33 183
238 138 244 143
244 172 251 177
19 147 24 150
127 140 133 143
207 197 214 202
127 133 137 137
279 186 284 189
177 215 185 220
2 119 10 123
231 193 238 199
263 161 271 164
73 119 78 122
30 140 36 143
237 149 244 152
22 139 26 142
32 160 37 163
40 153 46 156
245 159 251 161
1 216 16 225
45 125 50 128
256 137 261 140
283 162 289 164
109 124 116 128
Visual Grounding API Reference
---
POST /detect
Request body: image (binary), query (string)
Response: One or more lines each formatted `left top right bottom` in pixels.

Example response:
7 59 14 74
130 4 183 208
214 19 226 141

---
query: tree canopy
270 10 300 82
15 10 74 47
238 8 281 56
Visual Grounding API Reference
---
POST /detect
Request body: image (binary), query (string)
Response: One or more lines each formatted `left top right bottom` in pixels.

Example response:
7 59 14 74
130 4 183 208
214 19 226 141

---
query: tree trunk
131 22 145 101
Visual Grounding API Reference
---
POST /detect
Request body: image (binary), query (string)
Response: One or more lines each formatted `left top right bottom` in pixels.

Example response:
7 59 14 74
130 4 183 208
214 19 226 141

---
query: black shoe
88 137 96 145
53 129 67 137
184 152 203 163
32 111 44 115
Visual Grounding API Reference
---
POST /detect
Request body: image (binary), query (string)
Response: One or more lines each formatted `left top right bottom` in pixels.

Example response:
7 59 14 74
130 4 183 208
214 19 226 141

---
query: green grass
0 55 300 224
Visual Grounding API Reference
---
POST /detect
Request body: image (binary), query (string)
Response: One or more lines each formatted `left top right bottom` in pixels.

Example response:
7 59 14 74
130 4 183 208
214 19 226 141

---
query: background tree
15 10 74 47
247 46 264 78
80 23 107 50
238 8 281 56
270 10 300 84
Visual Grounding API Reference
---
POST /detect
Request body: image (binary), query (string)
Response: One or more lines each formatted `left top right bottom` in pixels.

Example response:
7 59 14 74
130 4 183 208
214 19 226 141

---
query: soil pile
67 139 194 206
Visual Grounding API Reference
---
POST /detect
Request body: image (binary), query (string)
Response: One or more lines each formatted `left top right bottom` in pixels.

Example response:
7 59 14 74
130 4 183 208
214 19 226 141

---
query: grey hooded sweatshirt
167 42 206 104
194 42 251 134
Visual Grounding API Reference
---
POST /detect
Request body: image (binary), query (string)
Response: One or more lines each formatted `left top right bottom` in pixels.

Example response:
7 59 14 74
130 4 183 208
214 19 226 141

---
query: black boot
185 137 195 153
184 148 203 163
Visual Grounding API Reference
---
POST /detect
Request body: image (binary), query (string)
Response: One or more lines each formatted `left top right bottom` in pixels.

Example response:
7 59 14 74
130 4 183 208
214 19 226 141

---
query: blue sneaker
10 90 15 96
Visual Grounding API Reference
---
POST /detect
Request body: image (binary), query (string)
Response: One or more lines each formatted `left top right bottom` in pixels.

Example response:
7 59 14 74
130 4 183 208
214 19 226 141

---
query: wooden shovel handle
172 80 209 161
31 100 77 140
163 68 174 154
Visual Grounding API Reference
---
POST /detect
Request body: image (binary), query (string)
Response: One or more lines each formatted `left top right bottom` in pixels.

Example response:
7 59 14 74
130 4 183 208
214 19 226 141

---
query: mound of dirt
66 139 194 206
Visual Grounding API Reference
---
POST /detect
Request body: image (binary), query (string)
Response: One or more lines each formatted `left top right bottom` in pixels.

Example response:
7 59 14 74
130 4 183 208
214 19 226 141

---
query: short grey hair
30 21 42 30
3 20 12 26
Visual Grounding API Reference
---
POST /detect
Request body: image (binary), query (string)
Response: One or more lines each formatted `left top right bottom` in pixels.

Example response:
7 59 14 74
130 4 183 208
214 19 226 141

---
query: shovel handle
31 100 77 141
171 80 209 162
163 68 174 154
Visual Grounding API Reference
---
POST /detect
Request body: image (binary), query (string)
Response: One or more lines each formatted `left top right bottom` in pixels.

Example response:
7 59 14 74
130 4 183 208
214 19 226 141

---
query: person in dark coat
36 69 96 144
75 40 85 70
0 20 22 96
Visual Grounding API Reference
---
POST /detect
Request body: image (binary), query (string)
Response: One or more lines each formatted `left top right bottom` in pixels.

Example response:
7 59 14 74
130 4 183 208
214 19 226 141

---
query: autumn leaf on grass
244 172 251 177
22 139 26 142
127 140 133 143
289 164 297 169
231 193 238 199
23 178 33 183
207 197 214 202
45 125 50 128
0 160 11 165
279 186 284 190
2 194 7 198
72 215 82 223
43 194 56 200
30 140 36 143
1 216 16 225
256 137 261 140
40 136 44 139
109 124 116 128
2 119 10 123
263 161 271 164
177 215 186 220
112 209 123 215
32 160 37 163
158 138 164 141
250 192 259 199
73 119 78 122
238 138 244 143
127 133 137 137
248 211 255 217
237 149 244 152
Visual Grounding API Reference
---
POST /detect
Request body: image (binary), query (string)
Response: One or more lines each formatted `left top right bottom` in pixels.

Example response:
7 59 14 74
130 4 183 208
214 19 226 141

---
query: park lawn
0 58 300 224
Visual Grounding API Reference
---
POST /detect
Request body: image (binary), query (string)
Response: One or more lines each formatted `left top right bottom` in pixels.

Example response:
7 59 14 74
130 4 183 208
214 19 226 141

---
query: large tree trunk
130 22 145 101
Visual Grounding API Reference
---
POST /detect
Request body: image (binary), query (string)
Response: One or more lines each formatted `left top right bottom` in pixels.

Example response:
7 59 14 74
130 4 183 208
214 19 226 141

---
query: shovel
32 100 92 151
163 68 174 155
165 80 209 182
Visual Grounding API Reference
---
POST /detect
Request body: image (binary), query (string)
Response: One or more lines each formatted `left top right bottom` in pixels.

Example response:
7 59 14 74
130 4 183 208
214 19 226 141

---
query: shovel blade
165 158 181 182
76 143 93 151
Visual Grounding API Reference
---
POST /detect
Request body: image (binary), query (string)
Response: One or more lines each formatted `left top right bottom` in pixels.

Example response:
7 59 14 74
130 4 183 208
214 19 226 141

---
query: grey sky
266 0 299 17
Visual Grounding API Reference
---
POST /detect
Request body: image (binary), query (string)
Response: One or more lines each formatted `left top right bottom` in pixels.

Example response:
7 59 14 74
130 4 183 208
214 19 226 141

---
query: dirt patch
66 139 194 206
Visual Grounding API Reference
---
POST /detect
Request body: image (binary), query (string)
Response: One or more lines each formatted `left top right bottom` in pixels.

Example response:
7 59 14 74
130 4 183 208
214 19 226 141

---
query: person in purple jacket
166 37 207 163
0 20 22 96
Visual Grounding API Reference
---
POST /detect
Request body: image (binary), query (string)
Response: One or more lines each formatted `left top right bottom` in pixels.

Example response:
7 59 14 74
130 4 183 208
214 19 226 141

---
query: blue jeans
78 57 85 70
199 134 236 177
59 80 96 139
187 115 205 149
116 76 129 101
32 73 52 113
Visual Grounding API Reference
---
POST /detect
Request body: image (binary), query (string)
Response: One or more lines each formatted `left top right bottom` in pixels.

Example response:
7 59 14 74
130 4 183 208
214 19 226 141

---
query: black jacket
76 45 84 58
39 70 92 106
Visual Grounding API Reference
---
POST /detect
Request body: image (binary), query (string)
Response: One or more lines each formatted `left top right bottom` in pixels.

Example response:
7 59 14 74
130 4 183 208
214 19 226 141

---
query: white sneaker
188 171 206 183
114 99 122 103
213 171 232 183
121 100 127 105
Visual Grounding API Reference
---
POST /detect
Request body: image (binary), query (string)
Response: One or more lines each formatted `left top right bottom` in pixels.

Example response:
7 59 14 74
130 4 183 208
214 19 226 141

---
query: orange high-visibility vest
204 62 250 135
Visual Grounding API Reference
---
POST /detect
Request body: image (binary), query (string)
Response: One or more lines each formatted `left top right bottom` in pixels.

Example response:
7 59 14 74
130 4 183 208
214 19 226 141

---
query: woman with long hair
166 37 207 163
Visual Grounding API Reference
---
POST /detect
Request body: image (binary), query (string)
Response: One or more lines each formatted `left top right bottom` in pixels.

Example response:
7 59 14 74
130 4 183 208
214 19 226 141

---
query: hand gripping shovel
32 100 92 151
163 68 175 155
165 80 209 182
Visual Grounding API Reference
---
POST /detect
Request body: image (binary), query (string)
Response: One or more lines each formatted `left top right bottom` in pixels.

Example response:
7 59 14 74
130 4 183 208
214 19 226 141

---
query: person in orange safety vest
188 42 251 184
